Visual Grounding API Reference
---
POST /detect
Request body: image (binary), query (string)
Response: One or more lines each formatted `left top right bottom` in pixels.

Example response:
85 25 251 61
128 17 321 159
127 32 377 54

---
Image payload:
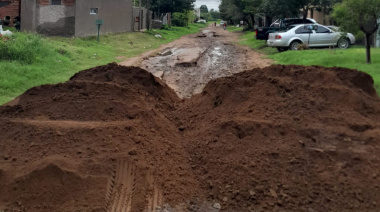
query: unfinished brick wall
0 0 20 26
32 0 76 36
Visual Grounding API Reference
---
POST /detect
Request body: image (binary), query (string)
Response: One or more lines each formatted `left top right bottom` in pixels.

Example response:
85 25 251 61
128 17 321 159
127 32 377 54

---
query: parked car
255 18 317 40
220 21 226 27
326 25 356 44
267 24 355 51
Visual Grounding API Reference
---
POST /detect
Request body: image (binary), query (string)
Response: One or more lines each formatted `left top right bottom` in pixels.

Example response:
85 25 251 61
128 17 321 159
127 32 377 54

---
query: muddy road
120 24 272 98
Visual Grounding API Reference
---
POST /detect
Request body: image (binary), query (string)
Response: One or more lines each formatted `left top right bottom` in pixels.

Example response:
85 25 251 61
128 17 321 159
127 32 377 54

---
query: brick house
0 0 20 26
21 0 134 37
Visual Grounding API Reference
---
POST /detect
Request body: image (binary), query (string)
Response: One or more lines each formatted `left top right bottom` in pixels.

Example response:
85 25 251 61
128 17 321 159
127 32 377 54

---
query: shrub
161 24 170 30
172 12 188 27
0 33 54 64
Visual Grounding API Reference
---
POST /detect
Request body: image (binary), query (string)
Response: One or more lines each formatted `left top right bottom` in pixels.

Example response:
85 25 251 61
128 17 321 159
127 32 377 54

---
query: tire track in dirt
104 160 164 212
105 160 135 212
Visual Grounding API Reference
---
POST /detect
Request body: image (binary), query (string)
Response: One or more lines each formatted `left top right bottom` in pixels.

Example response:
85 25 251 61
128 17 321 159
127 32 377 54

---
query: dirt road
1 25 380 212
120 24 272 98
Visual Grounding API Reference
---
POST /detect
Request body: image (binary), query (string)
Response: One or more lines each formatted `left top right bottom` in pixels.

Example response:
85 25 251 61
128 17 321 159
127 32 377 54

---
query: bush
172 12 188 27
0 33 53 64
161 24 170 30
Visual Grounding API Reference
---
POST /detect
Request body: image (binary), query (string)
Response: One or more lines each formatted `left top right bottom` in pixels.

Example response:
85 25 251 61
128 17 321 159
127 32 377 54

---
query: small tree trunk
365 33 371 64
303 6 309 22
258 17 263 27
249 13 255 30
265 16 272 27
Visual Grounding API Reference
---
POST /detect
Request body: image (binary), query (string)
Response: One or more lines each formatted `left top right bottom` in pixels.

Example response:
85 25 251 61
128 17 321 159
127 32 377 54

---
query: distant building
0 0 20 26
21 0 135 37
307 8 334 25
194 7 200 19
133 6 150 31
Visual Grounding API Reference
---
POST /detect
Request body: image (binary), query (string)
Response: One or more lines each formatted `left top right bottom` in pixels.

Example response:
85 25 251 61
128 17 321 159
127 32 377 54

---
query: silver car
267 24 355 51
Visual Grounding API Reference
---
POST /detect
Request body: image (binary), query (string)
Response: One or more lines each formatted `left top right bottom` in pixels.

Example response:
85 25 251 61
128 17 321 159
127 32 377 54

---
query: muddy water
141 28 268 98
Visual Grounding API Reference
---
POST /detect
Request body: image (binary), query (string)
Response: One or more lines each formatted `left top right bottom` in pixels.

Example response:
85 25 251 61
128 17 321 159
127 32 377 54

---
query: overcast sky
195 0 221 11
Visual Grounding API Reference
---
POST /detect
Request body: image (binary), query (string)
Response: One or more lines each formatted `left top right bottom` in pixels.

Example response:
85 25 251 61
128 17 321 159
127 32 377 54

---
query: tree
150 0 195 16
209 9 221 20
200 5 209 13
219 0 262 29
332 0 380 63
291 0 341 20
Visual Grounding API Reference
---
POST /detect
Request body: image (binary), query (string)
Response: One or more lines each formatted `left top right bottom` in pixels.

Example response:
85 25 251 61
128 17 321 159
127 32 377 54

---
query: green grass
227 25 244 32
2 26 17 32
239 31 279 55
235 30 380 94
0 23 206 104
269 47 380 93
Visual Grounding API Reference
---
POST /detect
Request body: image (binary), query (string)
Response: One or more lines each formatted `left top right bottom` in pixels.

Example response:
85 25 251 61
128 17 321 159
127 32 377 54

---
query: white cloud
195 0 221 11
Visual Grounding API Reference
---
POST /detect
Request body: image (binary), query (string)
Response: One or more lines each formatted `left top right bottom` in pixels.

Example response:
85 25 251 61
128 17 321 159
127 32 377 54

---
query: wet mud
123 25 272 98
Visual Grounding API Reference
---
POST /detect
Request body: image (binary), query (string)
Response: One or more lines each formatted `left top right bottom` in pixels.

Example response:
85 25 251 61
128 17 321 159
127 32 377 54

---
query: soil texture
1 62 380 212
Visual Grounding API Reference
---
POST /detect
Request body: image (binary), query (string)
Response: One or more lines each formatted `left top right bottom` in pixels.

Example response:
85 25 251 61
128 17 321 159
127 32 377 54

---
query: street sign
95 19 103 25
95 19 104 42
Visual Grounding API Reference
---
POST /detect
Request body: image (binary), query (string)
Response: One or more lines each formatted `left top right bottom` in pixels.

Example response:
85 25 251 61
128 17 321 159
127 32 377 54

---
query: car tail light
275 35 282 39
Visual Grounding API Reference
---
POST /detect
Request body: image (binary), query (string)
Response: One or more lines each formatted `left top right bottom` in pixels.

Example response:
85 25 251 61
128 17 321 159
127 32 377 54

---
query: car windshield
328 26 340 32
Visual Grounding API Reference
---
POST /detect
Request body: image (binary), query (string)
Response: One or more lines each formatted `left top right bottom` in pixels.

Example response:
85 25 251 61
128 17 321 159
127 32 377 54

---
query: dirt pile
1 63 380 212
176 65 380 211
0 63 200 212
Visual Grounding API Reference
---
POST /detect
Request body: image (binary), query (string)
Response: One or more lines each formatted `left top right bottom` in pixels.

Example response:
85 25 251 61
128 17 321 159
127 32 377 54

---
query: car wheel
337 38 350 49
289 40 302 50
277 47 288 52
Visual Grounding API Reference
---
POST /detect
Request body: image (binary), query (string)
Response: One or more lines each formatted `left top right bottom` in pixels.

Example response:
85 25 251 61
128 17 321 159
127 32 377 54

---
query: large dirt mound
1 63 179 121
176 65 380 211
1 64 380 212
0 63 200 212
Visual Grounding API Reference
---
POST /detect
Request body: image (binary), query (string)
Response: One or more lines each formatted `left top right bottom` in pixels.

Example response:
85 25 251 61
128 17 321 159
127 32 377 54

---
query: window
90 8 98 15
51 0 61 5
284 19 296 26
316 26 330 33
305 19 314 23
270 20 280 27
295 26 312 34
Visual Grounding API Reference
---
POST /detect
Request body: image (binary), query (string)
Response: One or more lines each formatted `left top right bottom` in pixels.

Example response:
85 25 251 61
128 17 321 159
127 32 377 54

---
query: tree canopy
219 0 340 27
332 0 380 63
149 0 195 15
200 5 209 13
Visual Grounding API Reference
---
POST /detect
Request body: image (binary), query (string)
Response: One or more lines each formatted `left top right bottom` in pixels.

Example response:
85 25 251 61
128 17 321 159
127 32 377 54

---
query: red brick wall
37 0 75 6
0 0 20 26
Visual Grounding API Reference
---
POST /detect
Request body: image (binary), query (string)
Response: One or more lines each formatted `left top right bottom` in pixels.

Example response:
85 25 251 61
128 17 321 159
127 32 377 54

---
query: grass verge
0 23 206 104
269 47 380 93
235 30 380 94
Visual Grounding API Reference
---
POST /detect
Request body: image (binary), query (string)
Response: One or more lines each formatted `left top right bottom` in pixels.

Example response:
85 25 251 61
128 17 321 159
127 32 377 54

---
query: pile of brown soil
0 63 200 212
1 63 379 212
176 65 380 211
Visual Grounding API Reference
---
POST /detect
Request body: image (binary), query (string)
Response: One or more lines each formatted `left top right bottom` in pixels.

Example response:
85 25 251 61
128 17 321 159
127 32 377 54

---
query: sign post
95 19 104 42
